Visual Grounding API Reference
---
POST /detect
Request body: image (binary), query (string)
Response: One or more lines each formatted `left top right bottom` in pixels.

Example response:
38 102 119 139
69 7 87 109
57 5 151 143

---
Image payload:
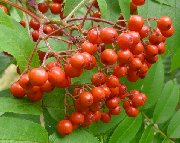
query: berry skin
70 53 85 69
129 58 143 71
81 41 97 55
41 80 54 92
106 97 120 109
109 106 121 115
106 75 119 88
53 0 63 3
101 85 111 98
43 25 53 34
131 42 144 55
157 16 172 31
118 33 133 49
29 68 48 86
29 18 40 30
149 31 163 45
132 93 146 107
94 111 101 122
38 3 48 13
146 45 158 57
99 27 118 44
79 92 93 107
123 100 132 109
69 112 84 125
129 31 140 47
117 49 133 64
48 67 66 86
87 28 101 44
157 42 166 54
101 49 118 65
161 26 174 37
113 65 127 78
119 83 128 96
32 30 39 42
101 112 111 123
109 86 120 97
57 120 73 136
130 2 137 14
46 62 61 71
127 69 139 82
139 25 150 39
81 52 95 70
125 107 139 117
128 15 144 32
92 11 101 21
19 21 26 28
132 0 145 6
50 3 62 14
27 91 43 102
19 74 30 89
91 87 105 102
64 63 83 78
10 82 26 98
91 72 107 86
0 5 8 13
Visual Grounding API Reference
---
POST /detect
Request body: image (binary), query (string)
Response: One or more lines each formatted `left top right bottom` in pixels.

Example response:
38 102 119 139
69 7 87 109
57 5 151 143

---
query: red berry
106 75 119 88
130 31 140 46
19 74 30 89
94 111 101 122
41 80 54 92
146 45 158 57
64 63 83 78
129 58 143 71
29 18 40 30
119 83 127 96
123 100 132 109
0 5 8 13
101 49 118 65
38 3 48 13
113 65 127 78
57 120 73 136
157 42 166 54
139 25 150 39
69 112 84 125
29 68 48 86
109 86 120 97
117 49 133 64
46 62 61 71
100 27 118 44
161 26 174 37
127 69 139 82
50 3 62 14
19 21 26 28
81 41 97 55
132 93 146 107
92 11 101 21
130 2 137 14
118 33 133 49
53 0 63 3
48 67 66 86
101 112 111 123
91 72 107 86
31 30 39 42
157 16 172 31
128 15 144 32
10 82 26 98
70 53 85 69
87 28 101 44
27 91 43 102
43 25 53 34
126 107 139 117
56 76 71 88
81 52 95 70
132 0 145 6
91 87 105 102
131 42 144 55
79 92 93 107
109 106 121 115
101 85 111 98
106 97 120 109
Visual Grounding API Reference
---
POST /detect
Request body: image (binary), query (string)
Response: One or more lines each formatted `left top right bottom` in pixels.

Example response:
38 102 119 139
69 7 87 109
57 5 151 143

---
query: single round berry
27 91 43 102
70 53 85 69
81 52 95 70
91 72 107 86
123 100 132 109
109 106 121 115
157 16 172 31
50 3 62 14
81 41 97 55
29 68 48 86
41 80 54 92
46 62 61 71
113 65 127 78
101 49 118 65
127 69 139 82
0 5 8 13
29 18 40 30
106 97 120 109
117 49 133 64
106 75 119 88
101 85 111 98
129 31 140 46
139 25 150 39
161 26 174 37
32 30 39 42
43 25 53 34
87 28 101 44
79 92 93 107
146 45 158 57
131 42 144 55
94 111 101 122
100 27 118 44
130 58 143 71
19 74 30 89
64 63 83 78
125 107 139 117
132 93 146 107
118 33 133 49
38 3 48 13
69 112 84 125
91 87 105 102
119 83 128 96
157 42 166 54
109 86 120 97
128 15 144 31
130 2 137 14
10 82 26 98
57 120 73 136
101 112 111 123
48 67 66 86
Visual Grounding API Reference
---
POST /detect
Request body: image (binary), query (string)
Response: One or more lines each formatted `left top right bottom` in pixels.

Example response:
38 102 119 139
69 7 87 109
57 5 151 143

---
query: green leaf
0 97 41 115
72 68 97 84
0 117 48 143
97 0 108 19
49 130 99 143
86 111 125 135
139 125 154 143
142 58 164 109
118 0 130 19
108 114 142 143
171 48 180 71
167 109 180 138
0 10 39 71
153 80 179 124
43 88 67 121
105 0 121 22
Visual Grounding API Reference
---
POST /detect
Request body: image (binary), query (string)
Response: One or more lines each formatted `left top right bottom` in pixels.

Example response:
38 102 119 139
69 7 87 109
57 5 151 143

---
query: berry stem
142 112 175 143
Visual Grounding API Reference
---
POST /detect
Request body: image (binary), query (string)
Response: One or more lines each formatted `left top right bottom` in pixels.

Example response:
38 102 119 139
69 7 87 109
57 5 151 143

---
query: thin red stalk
49 36 73 44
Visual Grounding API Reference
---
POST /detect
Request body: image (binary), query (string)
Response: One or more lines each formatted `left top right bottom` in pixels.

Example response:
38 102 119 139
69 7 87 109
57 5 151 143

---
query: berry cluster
2 0 174 137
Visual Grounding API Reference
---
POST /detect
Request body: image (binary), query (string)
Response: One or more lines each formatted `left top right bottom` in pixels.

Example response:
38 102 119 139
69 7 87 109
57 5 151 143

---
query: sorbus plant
0 0 180 142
